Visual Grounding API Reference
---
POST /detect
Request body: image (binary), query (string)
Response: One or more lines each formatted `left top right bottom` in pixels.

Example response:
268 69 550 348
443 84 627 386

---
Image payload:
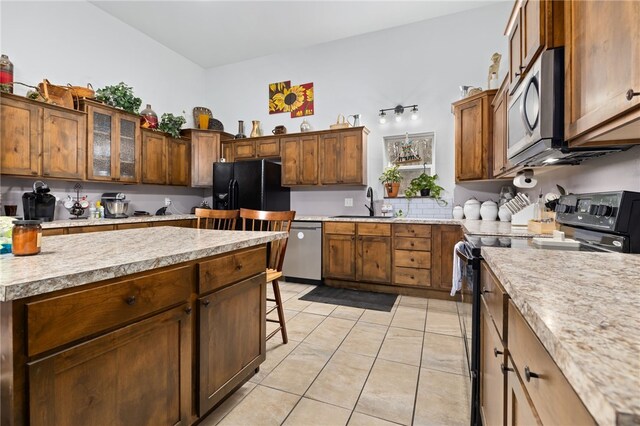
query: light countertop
40 214 197 229
481 247 640 426
0 227 286 302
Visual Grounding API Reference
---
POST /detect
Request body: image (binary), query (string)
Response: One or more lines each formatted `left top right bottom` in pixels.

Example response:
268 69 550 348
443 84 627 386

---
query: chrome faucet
365 187 374 216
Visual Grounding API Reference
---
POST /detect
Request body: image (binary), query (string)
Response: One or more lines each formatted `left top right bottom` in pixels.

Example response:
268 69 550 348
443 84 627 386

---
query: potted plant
95 82 142 114
158 112 187 138
379 164 402 198
404 173 447 205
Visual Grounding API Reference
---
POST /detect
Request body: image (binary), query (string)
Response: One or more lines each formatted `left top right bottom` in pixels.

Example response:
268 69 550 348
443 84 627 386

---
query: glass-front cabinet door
82 100 141 182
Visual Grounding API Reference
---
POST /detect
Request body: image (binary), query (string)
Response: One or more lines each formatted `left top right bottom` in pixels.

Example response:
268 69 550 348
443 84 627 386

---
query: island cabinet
281 134 319 186
197 246 267 415
452 90 497 182
42 219 195 236
141 129 191 186
80 99 141 183
323 222 391 285
1 93 86 180
319 128 368 185
564 0 640 147
479 261 596 426
1 245 269 425
181 129 234 188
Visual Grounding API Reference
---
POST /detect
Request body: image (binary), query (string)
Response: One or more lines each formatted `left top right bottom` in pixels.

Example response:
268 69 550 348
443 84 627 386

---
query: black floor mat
299 285 397 312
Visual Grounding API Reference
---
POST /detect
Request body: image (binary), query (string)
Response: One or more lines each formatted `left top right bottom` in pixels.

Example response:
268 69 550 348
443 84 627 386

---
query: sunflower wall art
269 80 314 117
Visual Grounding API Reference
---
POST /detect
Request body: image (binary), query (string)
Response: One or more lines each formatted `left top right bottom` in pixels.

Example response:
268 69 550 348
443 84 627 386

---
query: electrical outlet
344 198 353 207
164 198 172 206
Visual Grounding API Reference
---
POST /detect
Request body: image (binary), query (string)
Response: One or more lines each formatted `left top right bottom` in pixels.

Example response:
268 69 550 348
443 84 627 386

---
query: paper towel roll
513 174 537 188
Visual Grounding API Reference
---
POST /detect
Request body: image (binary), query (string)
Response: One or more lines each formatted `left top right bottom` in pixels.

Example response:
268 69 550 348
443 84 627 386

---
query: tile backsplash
380 197 453 219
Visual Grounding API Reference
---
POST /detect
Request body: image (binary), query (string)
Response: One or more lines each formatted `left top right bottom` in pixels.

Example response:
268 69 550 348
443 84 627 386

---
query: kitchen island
0 227 287 425
480 248 640 426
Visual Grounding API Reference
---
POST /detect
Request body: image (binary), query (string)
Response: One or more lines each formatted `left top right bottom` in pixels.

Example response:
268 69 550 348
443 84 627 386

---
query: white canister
480 200 499 221
452 205 464 220
463 198 481 220
498 205 512 222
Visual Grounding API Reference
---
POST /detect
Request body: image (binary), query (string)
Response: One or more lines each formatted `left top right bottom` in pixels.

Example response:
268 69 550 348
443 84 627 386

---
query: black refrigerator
212 159 290 212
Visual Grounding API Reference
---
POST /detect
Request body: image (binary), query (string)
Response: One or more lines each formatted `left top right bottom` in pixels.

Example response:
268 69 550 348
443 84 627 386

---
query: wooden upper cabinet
256 137 280 158
319 128 367 185
564 0 640 146
168 137 190 186
508 10 523 89
42 107 86 180
221 140 234 162
521 0 543 68
233 139 255 160
281 134 318 186
1 94 85 179
181 129 233 187
492 76 511 177
141 129 167 184
80 100 141 183
452 90 497 182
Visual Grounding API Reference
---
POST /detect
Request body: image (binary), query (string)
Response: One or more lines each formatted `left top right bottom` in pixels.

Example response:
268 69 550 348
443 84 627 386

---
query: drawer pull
410 258 415 262
236 263 243 271
482 287 492 294
493 347 503 358
524 366 540 382
500 363 513 374
125 296 136 306
202 299 210 307
184 306 192 315
626 89 639 101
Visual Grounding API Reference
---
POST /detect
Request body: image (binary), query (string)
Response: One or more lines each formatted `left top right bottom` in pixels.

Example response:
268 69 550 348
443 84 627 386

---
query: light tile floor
200 282 470 426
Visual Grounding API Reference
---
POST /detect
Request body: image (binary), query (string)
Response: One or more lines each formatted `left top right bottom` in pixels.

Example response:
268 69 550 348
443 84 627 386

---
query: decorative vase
300 119 311 132
463 198 481 220
480 200 499 221
385 183 400 198
420 188 431 197
198 114 210 130
452 205 464 219
0 54 14 93
250 120 261 137
140 104 158 129
235 120 246 139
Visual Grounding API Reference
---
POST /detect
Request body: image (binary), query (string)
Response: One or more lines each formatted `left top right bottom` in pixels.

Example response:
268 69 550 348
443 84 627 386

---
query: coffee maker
22 181 56 222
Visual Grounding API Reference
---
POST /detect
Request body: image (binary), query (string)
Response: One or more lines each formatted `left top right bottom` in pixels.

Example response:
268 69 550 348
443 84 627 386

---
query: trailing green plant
95 82 142 114
158 112 187 138
404 172 447 205
378 164 402 185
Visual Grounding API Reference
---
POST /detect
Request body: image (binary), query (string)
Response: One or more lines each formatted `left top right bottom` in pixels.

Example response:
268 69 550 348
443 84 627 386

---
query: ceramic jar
300 119 311 132
140 104 158 129
463 198 481 220
452 205 464 219
480 201 499 221
498 206 512 222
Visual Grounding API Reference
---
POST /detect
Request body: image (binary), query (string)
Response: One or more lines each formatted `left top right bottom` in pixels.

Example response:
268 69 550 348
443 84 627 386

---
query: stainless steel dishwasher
282 221 322 285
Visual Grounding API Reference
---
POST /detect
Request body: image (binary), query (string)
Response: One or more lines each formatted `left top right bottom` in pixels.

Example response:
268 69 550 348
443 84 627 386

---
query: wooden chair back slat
239 208 296 272
195 208 239 230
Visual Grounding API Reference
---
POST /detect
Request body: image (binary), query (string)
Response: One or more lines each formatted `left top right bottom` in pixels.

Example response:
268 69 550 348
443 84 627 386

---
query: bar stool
240 208 296 344
195 208 239 230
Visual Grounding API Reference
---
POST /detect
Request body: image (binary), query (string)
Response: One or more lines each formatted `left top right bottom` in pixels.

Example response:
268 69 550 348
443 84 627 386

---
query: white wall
204 3 512 215
1 1 206 127
0 0 208 214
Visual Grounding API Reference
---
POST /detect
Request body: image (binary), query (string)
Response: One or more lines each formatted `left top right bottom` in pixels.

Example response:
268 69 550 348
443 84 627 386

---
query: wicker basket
38 79 74 109
329 114 351 130
66 83 94 99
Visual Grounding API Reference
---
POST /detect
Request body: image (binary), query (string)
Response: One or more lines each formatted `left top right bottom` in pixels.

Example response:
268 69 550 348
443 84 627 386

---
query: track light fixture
378 104 418 124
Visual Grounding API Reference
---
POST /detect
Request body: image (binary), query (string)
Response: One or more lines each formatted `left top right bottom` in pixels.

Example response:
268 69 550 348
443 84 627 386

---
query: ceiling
90 1 499 69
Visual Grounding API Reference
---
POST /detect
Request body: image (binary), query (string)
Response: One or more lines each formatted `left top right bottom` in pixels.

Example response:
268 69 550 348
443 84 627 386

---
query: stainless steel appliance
282 221 322 285
212 159 290 214
101 193 129 219
456 190 640 425
507 48 628 167
22 181 56 222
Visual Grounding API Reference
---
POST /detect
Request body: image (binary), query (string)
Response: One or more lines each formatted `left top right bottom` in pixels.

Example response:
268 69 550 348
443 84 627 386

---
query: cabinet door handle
500 363 513 374
202 299 210 307
626 89 640 101
125 296 136 306
515 72 521 78
43 172 50 176
31 171 38 175
184 306 192 315
524 366 540 381
482 287 492 294
494 347 503 357
519 65 525 71
351 236 355 241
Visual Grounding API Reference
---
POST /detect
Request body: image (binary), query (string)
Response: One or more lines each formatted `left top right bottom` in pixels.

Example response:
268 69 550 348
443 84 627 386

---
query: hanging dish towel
451 241 466 296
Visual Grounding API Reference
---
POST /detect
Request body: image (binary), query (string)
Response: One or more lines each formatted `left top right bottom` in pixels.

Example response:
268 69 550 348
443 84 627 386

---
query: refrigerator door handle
229 179 239 210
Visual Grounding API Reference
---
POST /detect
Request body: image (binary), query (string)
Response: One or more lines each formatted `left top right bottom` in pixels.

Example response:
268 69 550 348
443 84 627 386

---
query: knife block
511 204 536 226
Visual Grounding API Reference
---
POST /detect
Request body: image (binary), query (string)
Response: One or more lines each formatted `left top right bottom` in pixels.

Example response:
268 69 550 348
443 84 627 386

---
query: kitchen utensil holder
511 204 536 226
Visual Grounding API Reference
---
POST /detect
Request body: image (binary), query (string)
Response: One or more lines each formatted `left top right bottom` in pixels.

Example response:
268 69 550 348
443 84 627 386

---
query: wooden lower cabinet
506 357 541 426
29 305 192 426
323 233 356 280
480 299 506 426
357 235 391 284
431 225 463 290
198 273 266 414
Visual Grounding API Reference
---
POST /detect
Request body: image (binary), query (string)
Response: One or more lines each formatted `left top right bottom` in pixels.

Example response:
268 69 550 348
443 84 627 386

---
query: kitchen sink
332 215 394 219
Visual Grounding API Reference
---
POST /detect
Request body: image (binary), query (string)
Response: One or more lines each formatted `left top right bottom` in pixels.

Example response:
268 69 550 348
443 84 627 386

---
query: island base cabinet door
357 236 391 284
480 302 506 426
28 305 192 426
506 357 542 426
198 274 266 416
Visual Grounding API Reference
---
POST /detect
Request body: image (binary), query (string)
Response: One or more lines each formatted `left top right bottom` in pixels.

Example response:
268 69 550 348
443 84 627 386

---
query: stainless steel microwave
507 47 564 166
